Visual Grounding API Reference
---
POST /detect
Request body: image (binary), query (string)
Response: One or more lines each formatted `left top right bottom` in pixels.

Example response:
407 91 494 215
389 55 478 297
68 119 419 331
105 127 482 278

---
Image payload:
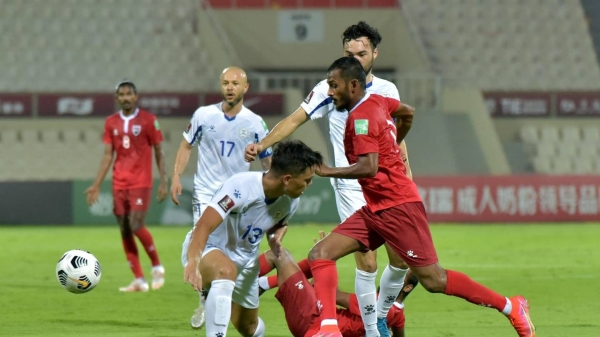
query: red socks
134 226 161 267
444 269 506 311
258 253 273 276
310 259 338 320
122 235 143 278
298 258 312 279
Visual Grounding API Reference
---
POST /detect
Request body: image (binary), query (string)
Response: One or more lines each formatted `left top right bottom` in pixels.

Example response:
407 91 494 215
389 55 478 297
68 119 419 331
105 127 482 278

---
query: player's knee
388 257 409 270
308 245 327 261
236 320 258 337
355 254 377 273
215 265 238 280
418 272 447 293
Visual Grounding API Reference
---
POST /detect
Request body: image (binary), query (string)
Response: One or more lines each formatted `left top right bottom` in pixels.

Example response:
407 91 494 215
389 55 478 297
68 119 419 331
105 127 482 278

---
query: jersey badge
239 127 249 139
185 123 192 133
132 125 141 136
355 119 369 135
304 91 314 104
217 195 235 212
113 129 118 136
207 125 216 132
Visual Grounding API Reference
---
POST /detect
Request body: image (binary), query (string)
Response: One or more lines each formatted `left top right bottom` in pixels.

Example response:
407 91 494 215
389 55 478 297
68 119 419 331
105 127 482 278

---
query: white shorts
334 188 366 222
201 246 260 309
181 202 209 267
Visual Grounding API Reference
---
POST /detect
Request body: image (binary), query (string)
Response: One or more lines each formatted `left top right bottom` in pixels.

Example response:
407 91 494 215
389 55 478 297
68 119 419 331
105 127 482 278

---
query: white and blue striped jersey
183 103 272 203
300 75 400 190
206 171 299 267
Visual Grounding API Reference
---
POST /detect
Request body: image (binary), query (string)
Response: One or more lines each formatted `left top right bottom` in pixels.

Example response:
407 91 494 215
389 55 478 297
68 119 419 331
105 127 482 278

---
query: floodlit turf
0 223 599 336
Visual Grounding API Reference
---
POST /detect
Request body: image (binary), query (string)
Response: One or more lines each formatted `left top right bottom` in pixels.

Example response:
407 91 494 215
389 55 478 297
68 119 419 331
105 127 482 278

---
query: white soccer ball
56 249 102 294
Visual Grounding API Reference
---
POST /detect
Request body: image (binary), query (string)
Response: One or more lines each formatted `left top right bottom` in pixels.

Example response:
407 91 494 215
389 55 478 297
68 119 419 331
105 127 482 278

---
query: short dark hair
115 79 137 94
328 57 367 89
342 21 382 49
270 140 323 176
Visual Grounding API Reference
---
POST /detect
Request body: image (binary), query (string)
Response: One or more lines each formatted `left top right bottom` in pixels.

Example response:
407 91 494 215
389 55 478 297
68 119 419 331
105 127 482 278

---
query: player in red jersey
257 245 418 337
85 80 168 292
307 57 536 337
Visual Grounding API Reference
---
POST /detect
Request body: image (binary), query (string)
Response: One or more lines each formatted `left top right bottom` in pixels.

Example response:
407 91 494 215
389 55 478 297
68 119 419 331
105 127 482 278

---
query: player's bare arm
266 223 288 259
391 103 415 143
260 156 272 170
85 144 114 205
170 139 193 205
183 206 224 291
399 141 413 180
244 107 310 162
153 142 168 202
317 153 378 179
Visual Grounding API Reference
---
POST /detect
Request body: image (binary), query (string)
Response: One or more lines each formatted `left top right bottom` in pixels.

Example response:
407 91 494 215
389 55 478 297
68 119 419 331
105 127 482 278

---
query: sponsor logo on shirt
132 125 141 136
354 119 369 135
136 198 143 205
304 91 314 104
113 129 118 136
217 195 235 212
233 190 241 199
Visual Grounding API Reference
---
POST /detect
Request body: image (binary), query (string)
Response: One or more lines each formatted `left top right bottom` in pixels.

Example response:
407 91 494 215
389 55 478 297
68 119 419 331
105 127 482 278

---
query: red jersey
344 94 421 212
103 109 163 190
337 294 405 337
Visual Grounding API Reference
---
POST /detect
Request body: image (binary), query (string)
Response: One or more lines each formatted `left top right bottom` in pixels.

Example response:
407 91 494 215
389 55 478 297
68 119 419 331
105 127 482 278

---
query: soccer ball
56 249 102 294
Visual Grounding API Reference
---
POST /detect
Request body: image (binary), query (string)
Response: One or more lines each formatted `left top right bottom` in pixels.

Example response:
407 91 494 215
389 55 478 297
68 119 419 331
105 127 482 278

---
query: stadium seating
520 125 600 174
402 0 600 90
0 119 199 181
0 0 214 92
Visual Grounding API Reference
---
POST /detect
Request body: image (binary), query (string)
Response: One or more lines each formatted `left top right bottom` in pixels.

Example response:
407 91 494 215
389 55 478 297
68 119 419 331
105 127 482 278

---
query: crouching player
183 140 323 337
258 247 418 337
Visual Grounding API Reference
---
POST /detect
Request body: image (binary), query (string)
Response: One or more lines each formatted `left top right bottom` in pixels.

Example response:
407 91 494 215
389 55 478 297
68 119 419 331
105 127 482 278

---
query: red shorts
333 202 438 267
275 271 321 337
112 188 152 216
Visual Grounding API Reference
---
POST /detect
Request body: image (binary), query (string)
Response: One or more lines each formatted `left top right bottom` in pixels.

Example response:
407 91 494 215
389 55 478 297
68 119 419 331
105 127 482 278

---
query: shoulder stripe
308 97 333 117
189 125 202 144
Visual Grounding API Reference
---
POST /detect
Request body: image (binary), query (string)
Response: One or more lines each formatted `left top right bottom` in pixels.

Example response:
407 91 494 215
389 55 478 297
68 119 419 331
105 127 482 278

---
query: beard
223 94 242 107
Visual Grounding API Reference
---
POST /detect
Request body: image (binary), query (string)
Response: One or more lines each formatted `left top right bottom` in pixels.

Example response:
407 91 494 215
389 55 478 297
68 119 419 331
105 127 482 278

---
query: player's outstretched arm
183 206 224 291
266 224 288 259
153 142 168 202
391 103 415 144
317 153 378 179
244 107 310 162
170 139 193 205
84 144 114 205
399 141 413 180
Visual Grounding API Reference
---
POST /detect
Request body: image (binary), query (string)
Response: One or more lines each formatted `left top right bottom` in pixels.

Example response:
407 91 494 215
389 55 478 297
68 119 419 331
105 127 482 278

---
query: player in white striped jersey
170 67 272 329
245 22 411 337
184 140 323 337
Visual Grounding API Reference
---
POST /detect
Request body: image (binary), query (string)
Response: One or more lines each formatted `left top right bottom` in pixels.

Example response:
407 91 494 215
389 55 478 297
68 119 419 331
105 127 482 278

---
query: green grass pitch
1 223 599 336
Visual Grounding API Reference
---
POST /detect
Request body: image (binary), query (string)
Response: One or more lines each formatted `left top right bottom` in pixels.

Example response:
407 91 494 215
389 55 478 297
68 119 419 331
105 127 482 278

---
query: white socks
502 297 512 315
258 276 270 290
252 317 266 337
377 265 408 318
205 279 235 337
355 269 379 337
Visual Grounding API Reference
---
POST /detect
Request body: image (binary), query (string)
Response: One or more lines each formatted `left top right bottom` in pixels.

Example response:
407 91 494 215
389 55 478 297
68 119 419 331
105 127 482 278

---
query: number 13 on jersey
241 225 262 244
